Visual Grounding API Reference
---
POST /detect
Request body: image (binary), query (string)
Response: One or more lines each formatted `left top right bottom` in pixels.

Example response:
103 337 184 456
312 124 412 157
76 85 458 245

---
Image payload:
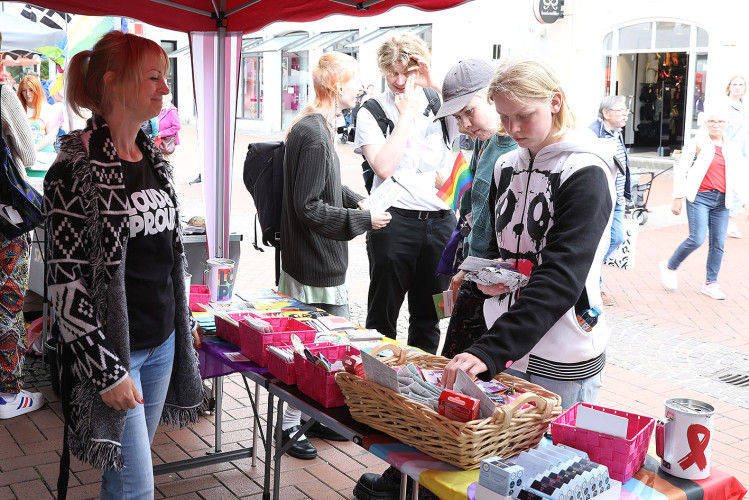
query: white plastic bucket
206 258 235 302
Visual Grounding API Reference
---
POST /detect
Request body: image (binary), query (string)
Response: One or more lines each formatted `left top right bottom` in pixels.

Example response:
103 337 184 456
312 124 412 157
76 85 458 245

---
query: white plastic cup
184 273 192 304
206 258 235 302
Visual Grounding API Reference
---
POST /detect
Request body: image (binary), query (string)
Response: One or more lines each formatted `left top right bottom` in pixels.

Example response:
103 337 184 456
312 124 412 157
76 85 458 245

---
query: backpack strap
422 87 450 149
361 98 394 137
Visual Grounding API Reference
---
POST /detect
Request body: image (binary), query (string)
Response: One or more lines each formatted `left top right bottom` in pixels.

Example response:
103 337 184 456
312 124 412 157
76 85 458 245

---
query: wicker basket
336 344 563 469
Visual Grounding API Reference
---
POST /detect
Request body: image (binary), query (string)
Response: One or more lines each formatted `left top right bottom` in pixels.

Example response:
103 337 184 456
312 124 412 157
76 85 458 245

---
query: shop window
619 22 652 50
655 22 690 49
696 27 709 47
241 56 263 120
281 51 310 130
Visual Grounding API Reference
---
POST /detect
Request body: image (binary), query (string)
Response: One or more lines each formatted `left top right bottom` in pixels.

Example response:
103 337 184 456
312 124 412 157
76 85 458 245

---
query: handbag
158 135 176 155
436 216 468 276
0 142 44 239
604 217 639 270
0 91 44 239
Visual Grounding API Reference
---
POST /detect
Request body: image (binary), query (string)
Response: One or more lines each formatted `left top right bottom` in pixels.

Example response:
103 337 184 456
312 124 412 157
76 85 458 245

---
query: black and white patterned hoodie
465 131 616 382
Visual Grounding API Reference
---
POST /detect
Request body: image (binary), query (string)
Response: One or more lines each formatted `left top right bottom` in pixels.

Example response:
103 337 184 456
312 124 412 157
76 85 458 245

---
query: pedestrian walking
724 75 749 238
660 104 748 300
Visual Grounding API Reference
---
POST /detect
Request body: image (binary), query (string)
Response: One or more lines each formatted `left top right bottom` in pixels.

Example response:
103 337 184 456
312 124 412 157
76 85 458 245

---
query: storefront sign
533 0 563 24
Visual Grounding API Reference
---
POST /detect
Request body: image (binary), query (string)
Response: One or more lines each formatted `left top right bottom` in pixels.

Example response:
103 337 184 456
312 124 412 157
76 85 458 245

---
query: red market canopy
26 0 473 259
25 0 472 33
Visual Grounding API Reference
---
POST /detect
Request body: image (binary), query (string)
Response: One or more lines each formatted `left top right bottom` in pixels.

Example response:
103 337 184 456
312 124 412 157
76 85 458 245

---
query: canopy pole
214 1 227 259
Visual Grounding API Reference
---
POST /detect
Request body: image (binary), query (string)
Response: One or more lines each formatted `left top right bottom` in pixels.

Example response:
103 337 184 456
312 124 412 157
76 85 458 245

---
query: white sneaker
701 283 726 300
659 260 678 290
727 220 743 239
0 390 45 419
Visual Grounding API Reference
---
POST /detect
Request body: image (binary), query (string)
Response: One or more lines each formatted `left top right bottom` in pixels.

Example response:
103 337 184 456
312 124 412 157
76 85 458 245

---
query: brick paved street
8 126 748 498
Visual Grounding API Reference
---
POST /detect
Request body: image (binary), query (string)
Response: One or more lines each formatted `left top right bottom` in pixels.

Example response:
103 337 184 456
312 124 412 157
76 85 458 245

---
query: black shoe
302 419 347 441
353 471 400 500
189 174 202 185
280 425 317 460
353 466 439 500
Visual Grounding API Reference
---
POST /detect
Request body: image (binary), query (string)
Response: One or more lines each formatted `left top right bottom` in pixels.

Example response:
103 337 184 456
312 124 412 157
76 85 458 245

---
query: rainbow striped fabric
437 152 472 211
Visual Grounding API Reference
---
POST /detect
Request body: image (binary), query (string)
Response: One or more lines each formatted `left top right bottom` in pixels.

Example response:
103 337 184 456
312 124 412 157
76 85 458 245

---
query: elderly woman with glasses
660 104 748 300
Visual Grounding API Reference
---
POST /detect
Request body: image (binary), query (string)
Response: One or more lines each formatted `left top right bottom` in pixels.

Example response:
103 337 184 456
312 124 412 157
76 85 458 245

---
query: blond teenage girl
442 57 616 409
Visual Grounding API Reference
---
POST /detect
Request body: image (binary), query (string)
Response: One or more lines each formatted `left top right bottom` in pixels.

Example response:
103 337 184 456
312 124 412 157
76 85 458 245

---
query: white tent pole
214 0 227 259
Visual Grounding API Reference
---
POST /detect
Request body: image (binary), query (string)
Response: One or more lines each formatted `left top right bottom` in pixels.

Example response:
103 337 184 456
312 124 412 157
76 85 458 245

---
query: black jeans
365 209 453 354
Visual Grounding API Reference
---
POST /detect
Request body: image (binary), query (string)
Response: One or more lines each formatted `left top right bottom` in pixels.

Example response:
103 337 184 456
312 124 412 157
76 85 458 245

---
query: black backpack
359 87 449 193
242 141 285 284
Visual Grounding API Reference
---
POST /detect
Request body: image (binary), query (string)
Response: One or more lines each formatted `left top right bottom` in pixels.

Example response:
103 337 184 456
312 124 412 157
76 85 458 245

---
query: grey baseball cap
434 59 494 119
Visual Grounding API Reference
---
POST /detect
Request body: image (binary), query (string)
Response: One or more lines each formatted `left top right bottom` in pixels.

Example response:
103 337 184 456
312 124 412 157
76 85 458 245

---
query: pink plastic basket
214 312 254 347
267 342 337 386
551 402 655 482
240 317 316 367
294 344 360 408
189 285 211 312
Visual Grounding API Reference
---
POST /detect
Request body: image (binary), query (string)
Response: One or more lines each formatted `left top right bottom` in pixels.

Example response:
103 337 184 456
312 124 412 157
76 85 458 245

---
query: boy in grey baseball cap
434 59 495 119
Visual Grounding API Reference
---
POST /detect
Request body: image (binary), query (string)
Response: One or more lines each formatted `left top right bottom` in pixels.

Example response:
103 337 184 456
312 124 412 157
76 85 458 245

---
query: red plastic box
294 344 360 408
240 317 316 367
267 342 338 386
214 312 255 347
189 285 211 312
551 402 655 482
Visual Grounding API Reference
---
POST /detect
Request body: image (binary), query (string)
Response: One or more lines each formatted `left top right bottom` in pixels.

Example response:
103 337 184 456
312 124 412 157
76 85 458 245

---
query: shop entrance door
621 52 688 155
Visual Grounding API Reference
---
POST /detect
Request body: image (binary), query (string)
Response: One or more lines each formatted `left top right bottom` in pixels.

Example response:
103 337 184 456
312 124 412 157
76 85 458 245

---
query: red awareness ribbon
677 424 710 471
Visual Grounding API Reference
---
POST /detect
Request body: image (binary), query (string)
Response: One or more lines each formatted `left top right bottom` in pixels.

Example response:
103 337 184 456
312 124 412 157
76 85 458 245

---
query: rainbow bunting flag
436 151 472 211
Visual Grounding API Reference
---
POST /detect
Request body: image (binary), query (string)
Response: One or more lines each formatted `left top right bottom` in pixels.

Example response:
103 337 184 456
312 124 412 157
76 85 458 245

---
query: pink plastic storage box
189 285 211 312
294 344 360 408
240 317 316 367
214 312 254 347
267 342 338 386
551 402 655 482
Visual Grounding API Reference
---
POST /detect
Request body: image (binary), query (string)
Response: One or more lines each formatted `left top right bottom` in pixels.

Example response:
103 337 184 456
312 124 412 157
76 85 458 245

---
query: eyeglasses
609 108 631 114
706 120 727 126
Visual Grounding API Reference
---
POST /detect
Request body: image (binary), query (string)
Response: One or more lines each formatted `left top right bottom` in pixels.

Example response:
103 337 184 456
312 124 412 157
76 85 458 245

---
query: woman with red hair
17 75 58 155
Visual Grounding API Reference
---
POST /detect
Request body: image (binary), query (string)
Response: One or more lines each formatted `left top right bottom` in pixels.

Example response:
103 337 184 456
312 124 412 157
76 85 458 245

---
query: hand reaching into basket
442 353 488 390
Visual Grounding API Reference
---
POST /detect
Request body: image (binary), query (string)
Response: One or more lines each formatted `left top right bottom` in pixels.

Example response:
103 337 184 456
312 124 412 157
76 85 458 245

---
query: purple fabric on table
198 338 268 379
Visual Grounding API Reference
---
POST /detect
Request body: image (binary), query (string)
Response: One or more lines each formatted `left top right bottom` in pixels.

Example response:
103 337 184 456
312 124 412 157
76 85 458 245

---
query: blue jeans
667 190 729 284
505 368 603 410
602 203 625 262
100 331 175 500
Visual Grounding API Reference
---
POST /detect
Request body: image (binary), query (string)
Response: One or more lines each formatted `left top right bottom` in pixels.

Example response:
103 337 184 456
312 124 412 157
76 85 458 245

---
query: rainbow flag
436 151 472 211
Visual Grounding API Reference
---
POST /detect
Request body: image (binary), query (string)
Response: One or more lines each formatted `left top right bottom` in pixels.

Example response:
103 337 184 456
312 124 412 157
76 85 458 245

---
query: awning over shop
345 24 429 47
249 33 308 53
287 30 357 52
241 37 263 52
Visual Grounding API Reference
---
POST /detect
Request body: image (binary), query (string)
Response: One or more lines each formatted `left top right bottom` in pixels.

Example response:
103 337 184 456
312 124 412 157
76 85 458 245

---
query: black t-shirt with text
121 153 176 351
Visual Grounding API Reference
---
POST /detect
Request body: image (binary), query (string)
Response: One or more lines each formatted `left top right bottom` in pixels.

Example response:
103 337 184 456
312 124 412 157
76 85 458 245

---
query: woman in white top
724 75 749 238
660 104 748 300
